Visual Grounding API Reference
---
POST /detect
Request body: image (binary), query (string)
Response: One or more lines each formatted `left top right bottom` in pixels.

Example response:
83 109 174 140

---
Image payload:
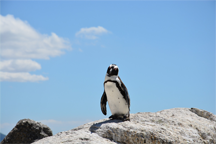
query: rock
33 108 216 144
1 119 53 144
190 107 216 122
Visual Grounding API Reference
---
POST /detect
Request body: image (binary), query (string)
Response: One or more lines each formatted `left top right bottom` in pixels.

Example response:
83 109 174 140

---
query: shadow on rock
89 119 123 132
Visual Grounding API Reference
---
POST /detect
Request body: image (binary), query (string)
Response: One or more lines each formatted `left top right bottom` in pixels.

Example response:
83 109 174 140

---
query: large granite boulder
33 108 216 144
1 119 52 144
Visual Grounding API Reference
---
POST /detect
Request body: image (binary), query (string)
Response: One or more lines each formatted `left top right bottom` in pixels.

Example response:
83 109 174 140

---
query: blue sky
0 1 215 135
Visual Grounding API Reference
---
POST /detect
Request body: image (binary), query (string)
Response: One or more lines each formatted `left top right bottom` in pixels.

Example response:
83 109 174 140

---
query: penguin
100 64 130 121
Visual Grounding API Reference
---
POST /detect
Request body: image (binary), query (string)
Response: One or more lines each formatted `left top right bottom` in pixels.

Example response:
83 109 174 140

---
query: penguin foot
123 116 130 121
109 114 130 121
109 115 117 119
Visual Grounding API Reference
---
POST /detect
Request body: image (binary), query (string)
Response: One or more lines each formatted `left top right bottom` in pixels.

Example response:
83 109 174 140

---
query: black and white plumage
100 64 130 121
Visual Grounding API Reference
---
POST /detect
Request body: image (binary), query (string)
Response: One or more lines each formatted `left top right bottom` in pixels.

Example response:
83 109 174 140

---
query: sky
0 1 215 135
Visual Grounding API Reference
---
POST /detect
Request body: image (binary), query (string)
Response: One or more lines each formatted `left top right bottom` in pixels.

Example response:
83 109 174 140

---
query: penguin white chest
104 82 129 115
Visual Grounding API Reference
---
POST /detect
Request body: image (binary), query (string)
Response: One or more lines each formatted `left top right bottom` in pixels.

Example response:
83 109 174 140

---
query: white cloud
38 119 92 134
39 119 63 125
78 48 83 52
0 72 48 82
75 26 109 39
39 119 92 126
0 123 16 135
0 59 41 72
0 14 72 82
0 15 71 60
0 123 13 129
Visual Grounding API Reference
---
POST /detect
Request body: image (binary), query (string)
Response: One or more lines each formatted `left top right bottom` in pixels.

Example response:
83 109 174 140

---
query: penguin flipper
100 91 107 115
118 76 130 112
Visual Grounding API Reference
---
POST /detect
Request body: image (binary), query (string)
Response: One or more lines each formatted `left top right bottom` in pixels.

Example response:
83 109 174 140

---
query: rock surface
190 107 216 122
1 119 52 144
33 108 216 144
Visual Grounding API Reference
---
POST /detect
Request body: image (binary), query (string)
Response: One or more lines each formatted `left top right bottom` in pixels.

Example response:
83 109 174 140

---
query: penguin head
107 64 119 76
